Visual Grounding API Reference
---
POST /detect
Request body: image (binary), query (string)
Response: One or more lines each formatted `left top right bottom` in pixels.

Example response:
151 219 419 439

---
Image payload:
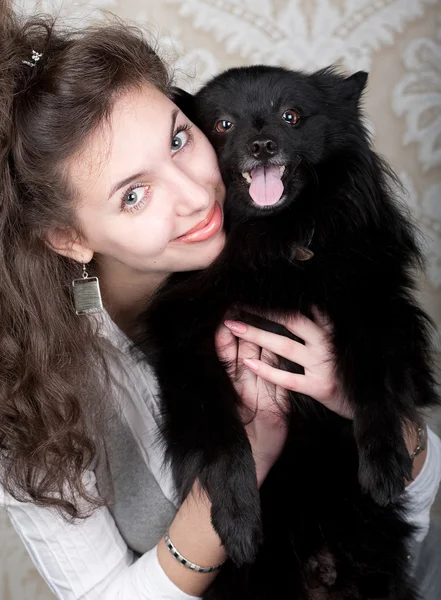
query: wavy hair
0 2 172 518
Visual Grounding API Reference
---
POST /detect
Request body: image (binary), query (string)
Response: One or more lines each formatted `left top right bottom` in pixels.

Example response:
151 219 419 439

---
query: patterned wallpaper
2 0 441 598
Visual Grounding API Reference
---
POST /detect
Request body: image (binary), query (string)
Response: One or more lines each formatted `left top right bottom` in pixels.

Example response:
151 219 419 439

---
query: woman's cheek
138 235 170 258
194 128 220 174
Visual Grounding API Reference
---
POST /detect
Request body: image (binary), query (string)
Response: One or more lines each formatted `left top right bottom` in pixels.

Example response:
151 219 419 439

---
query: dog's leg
338 350 414 505
157 351 263 565
329 298 436 505
136 277 264 564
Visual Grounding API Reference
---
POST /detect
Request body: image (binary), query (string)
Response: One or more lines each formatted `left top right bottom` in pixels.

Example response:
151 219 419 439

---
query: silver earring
72 263 103 315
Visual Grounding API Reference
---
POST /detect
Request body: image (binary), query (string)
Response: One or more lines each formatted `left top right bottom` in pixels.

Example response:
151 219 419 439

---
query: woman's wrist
246 416 288 488
253 452 276 487
157 482 227 595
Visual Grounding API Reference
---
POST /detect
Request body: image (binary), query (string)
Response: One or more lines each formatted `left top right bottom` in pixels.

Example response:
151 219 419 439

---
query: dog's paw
207 453 263 566
358 442 413 505
211 494 263 566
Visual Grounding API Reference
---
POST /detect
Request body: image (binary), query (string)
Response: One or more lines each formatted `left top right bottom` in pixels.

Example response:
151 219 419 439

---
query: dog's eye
282 109 301 125
214 120 234 133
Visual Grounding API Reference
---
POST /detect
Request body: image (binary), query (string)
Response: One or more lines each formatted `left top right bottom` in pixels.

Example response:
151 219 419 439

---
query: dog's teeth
279 166 285 177
242 172 252 184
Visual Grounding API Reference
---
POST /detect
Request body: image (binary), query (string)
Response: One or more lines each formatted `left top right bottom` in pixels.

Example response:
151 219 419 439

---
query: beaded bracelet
164 532 226 574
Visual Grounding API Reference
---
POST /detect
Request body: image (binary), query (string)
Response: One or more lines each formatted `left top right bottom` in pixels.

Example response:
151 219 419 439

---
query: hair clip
22 50 43 68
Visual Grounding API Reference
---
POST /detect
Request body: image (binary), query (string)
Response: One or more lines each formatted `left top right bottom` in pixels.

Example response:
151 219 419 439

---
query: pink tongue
249 165 284 206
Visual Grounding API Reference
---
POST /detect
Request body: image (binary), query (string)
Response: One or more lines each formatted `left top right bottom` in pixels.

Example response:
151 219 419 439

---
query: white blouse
1 311 441 599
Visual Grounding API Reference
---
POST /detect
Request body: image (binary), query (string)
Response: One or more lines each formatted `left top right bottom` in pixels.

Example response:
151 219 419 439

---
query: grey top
94 404 177 556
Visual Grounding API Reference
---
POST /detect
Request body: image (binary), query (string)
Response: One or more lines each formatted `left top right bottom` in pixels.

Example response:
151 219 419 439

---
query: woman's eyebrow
106 108 180 201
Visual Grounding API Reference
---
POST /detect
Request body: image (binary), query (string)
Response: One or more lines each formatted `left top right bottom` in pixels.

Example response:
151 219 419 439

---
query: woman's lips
173 202 223 243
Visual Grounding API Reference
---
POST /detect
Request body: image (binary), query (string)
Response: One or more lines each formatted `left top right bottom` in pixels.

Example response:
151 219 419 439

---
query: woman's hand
216 309 427 488
215 321 290 486
215 309 352 485
221 310 352 420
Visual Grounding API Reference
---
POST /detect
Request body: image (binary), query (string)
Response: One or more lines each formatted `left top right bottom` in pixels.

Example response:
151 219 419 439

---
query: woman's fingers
224 319 310 366
221 313 352 420
242 357 312 396
216 324 287 416
236 335 260 400
258 347 289 413
215 324 237 365
237 335 261 363
278 312 328 347
215 324 259 403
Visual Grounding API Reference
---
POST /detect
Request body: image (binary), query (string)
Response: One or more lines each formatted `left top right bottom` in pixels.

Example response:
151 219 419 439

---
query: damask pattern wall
1 0 441 598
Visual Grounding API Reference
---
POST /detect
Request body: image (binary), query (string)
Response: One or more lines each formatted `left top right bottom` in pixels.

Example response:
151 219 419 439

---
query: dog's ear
311 67 368 105
341 71 368 103
170 86 196 119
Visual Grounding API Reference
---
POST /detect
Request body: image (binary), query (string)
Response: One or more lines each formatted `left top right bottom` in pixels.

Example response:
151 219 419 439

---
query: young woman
0 5 440 599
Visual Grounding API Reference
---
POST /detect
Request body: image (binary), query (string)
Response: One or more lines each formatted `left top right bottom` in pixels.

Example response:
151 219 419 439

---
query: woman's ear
45 228 94 264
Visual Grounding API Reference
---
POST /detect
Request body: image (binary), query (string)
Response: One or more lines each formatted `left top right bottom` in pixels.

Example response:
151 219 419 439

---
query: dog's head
172 66 368 218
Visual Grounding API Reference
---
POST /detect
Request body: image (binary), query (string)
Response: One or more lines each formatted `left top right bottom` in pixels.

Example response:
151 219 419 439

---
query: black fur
134 66 439 599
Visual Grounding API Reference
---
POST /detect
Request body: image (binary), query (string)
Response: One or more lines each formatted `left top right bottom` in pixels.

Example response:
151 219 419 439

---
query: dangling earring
72 263 103 315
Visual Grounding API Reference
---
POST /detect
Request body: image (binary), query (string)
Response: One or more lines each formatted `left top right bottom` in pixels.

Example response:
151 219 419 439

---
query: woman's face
67 84 226 277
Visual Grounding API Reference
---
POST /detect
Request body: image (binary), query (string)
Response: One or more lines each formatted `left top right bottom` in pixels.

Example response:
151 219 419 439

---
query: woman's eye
171 129 189 153
121 184 149 212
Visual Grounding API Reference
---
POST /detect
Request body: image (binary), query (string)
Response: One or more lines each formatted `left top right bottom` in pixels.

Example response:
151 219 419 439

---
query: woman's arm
2 469 202 600
156 412 289 596
156 485 225 596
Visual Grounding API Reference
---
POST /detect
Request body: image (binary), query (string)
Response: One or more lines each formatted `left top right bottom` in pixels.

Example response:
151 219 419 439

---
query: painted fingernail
224 320 247 334
243 358 259 371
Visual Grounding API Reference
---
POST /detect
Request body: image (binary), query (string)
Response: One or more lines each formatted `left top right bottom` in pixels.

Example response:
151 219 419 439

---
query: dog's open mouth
241 165 286 207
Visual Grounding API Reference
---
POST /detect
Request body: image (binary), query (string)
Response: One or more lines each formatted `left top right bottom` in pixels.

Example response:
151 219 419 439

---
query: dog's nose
249 137 278 159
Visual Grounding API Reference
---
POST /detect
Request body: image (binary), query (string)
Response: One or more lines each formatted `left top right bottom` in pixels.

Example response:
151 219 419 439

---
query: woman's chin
185 228 226 271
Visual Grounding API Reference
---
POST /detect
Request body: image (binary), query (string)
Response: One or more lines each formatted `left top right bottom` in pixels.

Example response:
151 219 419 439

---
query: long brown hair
0 2 172 518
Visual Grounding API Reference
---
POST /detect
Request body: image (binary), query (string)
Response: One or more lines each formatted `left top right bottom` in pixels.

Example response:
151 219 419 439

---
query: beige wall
2 0 441 597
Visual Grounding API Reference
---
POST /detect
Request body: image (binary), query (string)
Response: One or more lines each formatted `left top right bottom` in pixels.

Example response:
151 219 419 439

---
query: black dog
135 66 439 599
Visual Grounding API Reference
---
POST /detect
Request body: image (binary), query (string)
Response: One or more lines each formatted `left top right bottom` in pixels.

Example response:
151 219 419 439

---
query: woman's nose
169 165 211 216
